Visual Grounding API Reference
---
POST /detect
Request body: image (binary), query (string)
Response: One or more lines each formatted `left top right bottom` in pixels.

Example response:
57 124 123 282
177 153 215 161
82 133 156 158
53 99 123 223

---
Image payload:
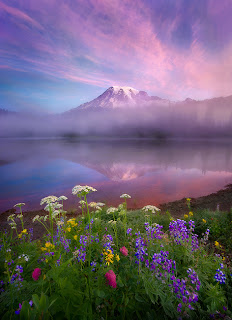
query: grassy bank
0 189 231 319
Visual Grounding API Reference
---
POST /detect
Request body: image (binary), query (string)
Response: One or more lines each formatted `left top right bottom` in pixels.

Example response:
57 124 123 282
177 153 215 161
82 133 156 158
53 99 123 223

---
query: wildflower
72 185 97 196
142 205 160 214
214 269 226 284
103 249 114 266
189 212 193 216
21 229 27 234
32 268 41 281
215 241 220 247
105 270 117 288
186 198 191 202
58 196 68 201
120 194 131 199
74 235 78 240
120 246 128 256
96 202 105 207
14 203 25 207
202 219 206 223
184 214 188 219
32 215 40 222
115 254 120 262
40 196 58 206
127 228 132 235
16 214 23 219
89 202 97 208
66 227 71 233
18 254 29 262
106 207 118 215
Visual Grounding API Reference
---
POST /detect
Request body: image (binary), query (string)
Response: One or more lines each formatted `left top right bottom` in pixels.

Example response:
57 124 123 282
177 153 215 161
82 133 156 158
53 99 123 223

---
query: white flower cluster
120 194 131 199
72 185 97 196
7 214 17 229
7 214 16 221
58 196 68 201
106 207 118 215
142 205 160 214
16 214 23 219
14 203 25 207
40 196 58 206
32 215 48 223
89 202 97 208
18 254 29 261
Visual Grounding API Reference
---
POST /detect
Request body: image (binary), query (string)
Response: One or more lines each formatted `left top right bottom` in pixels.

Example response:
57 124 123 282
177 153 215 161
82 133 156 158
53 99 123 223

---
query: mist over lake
1 138 232 213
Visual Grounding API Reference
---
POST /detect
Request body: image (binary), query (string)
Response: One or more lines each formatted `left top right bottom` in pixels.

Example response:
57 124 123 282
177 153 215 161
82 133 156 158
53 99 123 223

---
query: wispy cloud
1 0 232 111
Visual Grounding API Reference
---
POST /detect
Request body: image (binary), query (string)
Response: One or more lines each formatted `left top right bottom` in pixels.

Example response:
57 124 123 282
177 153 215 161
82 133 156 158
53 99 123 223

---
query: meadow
0 186 231 319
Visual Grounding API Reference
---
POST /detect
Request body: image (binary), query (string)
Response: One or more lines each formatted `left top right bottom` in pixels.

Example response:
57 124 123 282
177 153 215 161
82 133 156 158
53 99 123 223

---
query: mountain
66 86 170 114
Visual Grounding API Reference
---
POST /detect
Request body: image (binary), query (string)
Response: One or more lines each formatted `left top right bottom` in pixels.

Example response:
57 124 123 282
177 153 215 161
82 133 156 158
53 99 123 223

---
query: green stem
84 194 92 265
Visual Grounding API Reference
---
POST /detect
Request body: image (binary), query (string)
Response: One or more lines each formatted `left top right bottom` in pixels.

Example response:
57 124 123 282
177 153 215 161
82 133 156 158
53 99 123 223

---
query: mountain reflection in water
0 139 232 213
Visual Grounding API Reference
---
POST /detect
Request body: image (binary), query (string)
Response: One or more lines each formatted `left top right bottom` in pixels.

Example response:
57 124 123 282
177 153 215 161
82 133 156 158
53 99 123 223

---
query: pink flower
105 270 117 288
32 268 41 281
120 246 128 256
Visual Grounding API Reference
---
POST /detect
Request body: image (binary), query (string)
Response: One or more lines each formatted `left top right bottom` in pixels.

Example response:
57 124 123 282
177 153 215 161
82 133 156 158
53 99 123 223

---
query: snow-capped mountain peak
78 86 147 110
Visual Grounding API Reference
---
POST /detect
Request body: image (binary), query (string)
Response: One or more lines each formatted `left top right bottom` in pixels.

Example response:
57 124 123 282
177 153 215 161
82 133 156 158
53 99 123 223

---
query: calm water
1 139 232 213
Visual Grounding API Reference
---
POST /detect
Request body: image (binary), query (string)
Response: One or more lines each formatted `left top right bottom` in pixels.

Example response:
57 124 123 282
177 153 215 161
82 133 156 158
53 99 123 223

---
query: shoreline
1 184 232 239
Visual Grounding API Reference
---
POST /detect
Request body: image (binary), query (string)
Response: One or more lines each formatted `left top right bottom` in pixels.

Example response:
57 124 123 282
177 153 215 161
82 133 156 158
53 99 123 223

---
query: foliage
0 191 231 319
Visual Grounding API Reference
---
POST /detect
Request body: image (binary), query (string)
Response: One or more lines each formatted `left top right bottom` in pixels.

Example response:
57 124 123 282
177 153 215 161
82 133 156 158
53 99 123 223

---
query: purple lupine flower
90 261 97 271
127 228 132 235
145 223 163 240
135 232 147 264
214 269 226 284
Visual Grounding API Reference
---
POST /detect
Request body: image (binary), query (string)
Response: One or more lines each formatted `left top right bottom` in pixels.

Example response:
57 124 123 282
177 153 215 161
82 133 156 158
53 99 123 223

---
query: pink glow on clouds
1 0 232 100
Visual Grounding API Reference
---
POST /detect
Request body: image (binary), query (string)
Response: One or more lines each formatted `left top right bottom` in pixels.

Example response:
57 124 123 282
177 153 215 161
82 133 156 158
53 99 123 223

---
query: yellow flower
43 275 46 280
215 241 219 247
66 227 71 233
18 233 22 239
202 219 206 223
74 235 78 240
21 229 28 234
189 212 193 216
103 249 114 265
115 254 120 262
186 198 191 202
222 256 225 261
45 259 48 263
184 214 188 219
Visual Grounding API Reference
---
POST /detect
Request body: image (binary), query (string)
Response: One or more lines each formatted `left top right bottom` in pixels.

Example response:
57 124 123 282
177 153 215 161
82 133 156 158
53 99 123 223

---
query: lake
1 138 232 213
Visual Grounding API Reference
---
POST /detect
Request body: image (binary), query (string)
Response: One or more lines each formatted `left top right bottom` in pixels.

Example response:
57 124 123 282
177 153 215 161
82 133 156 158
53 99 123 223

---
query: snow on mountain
68 86 168 112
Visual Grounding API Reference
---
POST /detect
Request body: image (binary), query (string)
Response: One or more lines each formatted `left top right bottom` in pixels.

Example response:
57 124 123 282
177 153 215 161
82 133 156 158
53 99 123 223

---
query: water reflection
0 139 232 212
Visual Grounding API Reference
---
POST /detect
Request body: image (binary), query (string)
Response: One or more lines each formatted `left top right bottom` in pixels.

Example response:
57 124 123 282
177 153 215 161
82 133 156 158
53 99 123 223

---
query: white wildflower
16 214 23 219
9 221 17 229
96 202 105 207
111 221 117 225
6 248 11 252
106 207 118 215
120 194 131 199
18 254 29 262
40 196 58 206
72 185 97 195
142 205 160 214
108 220 113 224
58 196 68 201
57 220 64 226
32 215 40 223
95 206 102 211
79 200 86 206
89 202 97 208
14 203 25 207
51 210 59 219
7 214 15 221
